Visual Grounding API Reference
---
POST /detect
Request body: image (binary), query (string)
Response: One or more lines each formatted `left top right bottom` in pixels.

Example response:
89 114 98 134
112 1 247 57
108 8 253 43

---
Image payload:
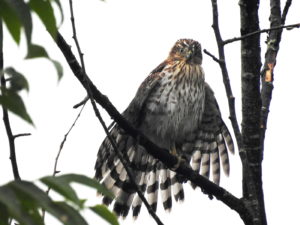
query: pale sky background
1 0 300 225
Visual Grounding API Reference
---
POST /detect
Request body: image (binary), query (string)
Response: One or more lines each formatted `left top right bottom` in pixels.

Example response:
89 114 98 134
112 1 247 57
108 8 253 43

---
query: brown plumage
94 39 234 218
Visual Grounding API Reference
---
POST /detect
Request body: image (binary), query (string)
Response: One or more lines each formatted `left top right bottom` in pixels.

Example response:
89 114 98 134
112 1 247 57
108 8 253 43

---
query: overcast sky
1 0 300 225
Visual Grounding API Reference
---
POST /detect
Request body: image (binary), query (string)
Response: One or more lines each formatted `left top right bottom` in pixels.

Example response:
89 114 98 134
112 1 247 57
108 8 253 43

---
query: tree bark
239 1 267 225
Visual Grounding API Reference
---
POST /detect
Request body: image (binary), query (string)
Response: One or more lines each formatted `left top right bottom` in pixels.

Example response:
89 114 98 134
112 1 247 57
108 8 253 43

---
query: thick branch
0 20 21 181
52 31 248 218
239 1 267 225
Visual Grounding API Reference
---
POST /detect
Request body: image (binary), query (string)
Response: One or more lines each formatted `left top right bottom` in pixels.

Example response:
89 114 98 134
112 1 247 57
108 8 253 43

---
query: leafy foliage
0 0 31 44
0 88 33 124
0 0 64 124
0 174 119 225
29 0 57 38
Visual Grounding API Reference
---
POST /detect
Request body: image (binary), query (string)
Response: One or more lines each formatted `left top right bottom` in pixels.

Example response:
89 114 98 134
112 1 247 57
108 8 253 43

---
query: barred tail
96 125 186 218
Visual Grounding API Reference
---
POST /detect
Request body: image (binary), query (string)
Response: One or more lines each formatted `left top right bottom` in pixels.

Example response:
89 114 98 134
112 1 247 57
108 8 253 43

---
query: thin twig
0 21 21 181
69 0 86 73
68 1 164 224
73 95 89 109
13 133 31 139
42 101 87 221
203 49 223 64
223 22 299 45
54 102 86 176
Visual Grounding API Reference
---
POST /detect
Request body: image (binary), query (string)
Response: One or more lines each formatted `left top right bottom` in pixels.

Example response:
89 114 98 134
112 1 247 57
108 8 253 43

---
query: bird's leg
170 144 178 156
169 144 190 183
170 144 181 170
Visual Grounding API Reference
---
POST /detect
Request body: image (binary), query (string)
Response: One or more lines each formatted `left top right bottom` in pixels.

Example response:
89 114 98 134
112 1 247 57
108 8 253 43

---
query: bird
94 38 234 218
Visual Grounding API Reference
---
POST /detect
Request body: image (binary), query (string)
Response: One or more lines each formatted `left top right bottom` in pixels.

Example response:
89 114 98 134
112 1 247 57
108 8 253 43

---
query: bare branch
69 0 86 73
73 95 88 109
281 0 293 24
260 0 292 155
223 22 299 45
203 49 223 64
239 0 269 224
210 0 242 150
55 102 86 177
42 100 87 221
13 133 31 139
0 21 21 181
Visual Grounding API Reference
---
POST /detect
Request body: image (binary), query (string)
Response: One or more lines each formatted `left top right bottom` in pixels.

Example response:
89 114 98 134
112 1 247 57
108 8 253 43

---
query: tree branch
13 133 31 139
42 100 87 222
209 0 242 151
260 0 292 156
0 19 21 181
52 30 250 219
239 0 268 224
281 0 292 24
209 2 263 224
223 22 299 45
203 49 223 64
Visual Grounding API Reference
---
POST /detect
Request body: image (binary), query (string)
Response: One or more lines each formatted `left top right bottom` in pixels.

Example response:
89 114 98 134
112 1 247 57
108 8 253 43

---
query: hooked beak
186 46 195 61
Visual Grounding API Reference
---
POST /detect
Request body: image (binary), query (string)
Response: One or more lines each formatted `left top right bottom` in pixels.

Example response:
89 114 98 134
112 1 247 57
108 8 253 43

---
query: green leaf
1 0 32 44
55 174 114 199
0 202 10 225
41 174 113 208
26 44 49 59
90 205 119 225
5 67 29 92
52 0 64 27
54 202 88 225
40 176 82 208
25 44 63 80
0 89 33 125
9 181 88 225
0 177 117 225
0 0 21 44
0 185 36 225
50 59 63 81
29 0 57 38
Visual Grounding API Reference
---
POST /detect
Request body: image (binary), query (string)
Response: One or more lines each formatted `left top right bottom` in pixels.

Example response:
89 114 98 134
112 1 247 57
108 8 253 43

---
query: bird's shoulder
123 60 168 123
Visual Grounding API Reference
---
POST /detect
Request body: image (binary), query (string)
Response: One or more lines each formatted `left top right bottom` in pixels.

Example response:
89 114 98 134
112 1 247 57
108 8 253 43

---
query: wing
95 60 179 217
123 60 167 125
190 83 234 186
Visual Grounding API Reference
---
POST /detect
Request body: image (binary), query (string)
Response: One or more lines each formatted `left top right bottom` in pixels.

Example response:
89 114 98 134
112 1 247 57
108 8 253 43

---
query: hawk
95 39 234 218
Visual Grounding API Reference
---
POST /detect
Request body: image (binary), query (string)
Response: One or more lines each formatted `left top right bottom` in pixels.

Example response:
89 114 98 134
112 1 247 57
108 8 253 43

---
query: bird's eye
179 48 185 53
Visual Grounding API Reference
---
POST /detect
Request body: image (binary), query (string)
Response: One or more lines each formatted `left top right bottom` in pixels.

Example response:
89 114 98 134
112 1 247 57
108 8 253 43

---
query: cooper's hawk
95 39 234 218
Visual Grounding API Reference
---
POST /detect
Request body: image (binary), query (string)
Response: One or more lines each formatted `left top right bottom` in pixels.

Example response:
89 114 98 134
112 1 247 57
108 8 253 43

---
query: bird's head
169 39 202 65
